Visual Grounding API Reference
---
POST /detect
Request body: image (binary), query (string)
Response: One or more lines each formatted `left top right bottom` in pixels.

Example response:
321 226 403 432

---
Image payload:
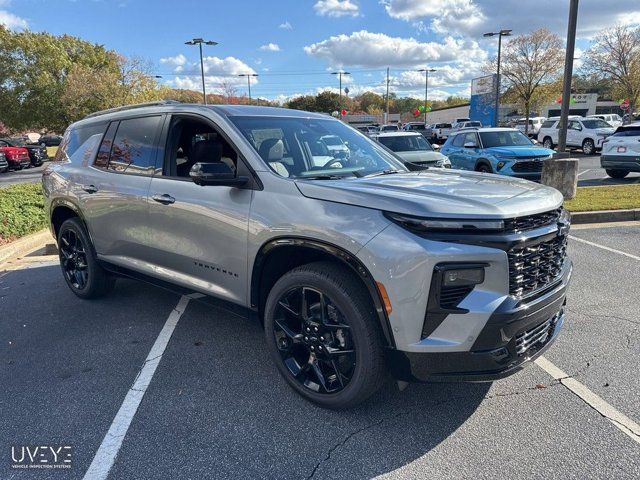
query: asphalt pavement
0 164 47 188
1 223 639 479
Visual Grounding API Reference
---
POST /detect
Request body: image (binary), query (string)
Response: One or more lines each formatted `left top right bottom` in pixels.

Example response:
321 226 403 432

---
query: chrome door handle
83 184 98 194
152 194 175 205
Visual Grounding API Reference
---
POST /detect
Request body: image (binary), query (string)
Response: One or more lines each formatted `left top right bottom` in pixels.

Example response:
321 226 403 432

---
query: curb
570 208 640 225
0 229 54 264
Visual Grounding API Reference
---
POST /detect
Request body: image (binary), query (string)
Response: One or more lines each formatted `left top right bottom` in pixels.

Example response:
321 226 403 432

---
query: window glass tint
480 131 533 147
612 127 640 137
541 120 555 128
379 135 432 152
54 123 107 165
582 119 611 129
107 116 162 175
452 134 465 147
94 122 119 168
463 132 478 146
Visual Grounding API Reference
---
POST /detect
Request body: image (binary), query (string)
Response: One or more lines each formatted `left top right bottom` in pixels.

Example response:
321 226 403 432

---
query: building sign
471 75 495 96
470 75 497 126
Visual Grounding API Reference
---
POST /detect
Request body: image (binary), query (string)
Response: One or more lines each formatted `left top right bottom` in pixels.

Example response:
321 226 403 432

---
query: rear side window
541 120 555 128
93 122 119 169
107 116 162 175
54 123 107 165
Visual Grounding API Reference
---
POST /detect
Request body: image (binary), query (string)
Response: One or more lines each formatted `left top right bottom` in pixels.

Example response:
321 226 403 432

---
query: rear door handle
83 184 98 194
152 194 175 205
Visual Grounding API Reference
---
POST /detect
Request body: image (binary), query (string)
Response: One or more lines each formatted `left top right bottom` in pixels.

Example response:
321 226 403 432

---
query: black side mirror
189 162 249 187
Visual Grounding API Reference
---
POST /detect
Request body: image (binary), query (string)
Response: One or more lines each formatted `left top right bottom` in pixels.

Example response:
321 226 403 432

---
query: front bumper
600 154 640 172
387 260 571 382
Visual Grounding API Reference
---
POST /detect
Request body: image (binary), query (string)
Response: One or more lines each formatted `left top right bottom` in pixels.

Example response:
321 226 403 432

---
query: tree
494 29 564 133
584 24 640 118
219 80 238 104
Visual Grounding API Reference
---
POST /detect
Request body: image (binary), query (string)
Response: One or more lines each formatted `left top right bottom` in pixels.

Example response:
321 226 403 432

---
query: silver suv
43 102 572 409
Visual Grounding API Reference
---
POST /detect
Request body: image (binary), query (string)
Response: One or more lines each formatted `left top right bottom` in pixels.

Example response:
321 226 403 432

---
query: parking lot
1 222 639 479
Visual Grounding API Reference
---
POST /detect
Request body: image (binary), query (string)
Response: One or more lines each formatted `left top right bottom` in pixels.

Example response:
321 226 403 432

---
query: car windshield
582 119 611 129
378 135 433 152
321 136 342 146
4 138 25 147
479 131 533 147
230 116 407 179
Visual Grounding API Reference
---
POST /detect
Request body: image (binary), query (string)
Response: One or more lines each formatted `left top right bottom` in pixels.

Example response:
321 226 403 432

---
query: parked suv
370 131 451 169
537 117 615 155
431 123 452 142
44 102 571 409
516 117 546 137
0 137 48 166
600 123 640 178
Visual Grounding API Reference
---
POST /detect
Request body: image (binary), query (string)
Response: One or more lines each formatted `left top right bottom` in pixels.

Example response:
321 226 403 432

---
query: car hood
484 146 554 157
595 128 615 135
395 151 448 164
295 170 563 219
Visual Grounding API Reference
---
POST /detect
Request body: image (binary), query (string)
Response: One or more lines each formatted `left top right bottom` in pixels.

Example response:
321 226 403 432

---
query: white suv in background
516 117 546 137
537 117 615 155
588 114 623 129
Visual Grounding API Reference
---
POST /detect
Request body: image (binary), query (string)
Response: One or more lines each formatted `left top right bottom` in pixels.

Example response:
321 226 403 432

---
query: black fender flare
251 237 395 348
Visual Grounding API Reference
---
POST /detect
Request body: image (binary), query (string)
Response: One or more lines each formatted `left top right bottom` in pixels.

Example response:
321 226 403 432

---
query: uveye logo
10 445 72 469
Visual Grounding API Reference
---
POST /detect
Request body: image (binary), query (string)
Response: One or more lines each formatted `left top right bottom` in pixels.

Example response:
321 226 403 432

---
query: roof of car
209 104 331 119
452 127 517 134
371 131 424 137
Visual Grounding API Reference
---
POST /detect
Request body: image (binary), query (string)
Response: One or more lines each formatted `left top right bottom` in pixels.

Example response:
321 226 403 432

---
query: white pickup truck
537 117 615 155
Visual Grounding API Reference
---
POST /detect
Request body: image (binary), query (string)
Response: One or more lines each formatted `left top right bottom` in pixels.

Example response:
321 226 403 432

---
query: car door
76 115 163 265
460 132 480 170
144 113 253 305
567 120 582 147
443 133 466 168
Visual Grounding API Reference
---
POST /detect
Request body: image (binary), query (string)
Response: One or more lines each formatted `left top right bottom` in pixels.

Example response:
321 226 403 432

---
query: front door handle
83 184 98 194
152 194 175 205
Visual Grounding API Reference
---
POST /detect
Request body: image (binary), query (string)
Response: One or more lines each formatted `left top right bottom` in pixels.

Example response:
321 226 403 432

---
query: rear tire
606 169 629 179
263 261 385 409
57 217 115 299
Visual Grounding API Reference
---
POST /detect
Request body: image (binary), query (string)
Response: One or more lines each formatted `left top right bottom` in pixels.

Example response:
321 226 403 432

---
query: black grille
511 160 545 173
508 234 567 297
503 209 561 233
439 285 474 309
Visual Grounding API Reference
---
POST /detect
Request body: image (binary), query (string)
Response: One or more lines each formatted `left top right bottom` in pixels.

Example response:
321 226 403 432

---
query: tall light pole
185 38 218 105
238 73 258 105
417 68 436 124
483 29 512 127
331 71 351 112
557 0 580 156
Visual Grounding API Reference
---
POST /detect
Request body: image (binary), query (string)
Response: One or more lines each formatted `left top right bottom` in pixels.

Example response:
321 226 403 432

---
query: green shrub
0 183 48 244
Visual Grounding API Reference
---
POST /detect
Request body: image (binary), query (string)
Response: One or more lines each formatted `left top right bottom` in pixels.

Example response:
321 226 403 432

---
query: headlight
435 158 451 167
559 208 571 225
386 212 504 232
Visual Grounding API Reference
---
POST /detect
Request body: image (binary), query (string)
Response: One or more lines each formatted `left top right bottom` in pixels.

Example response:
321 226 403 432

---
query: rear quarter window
54 123 107 166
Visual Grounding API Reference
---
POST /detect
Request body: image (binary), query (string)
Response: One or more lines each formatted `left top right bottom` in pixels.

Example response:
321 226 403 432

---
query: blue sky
2 0 638 102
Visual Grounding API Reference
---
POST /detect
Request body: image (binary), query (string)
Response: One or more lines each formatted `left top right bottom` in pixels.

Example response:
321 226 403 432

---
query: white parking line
577 169 591 177
569 235 640 261
535 357 640 444
83 294 193 480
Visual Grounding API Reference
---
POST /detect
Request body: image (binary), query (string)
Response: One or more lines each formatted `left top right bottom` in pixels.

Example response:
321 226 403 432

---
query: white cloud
304 30 487 68
382 0 640 38
259 43 281 52
0 1 27 30
160 54 187 68
164 55 257 94
314 0 360 18
278 21 292 30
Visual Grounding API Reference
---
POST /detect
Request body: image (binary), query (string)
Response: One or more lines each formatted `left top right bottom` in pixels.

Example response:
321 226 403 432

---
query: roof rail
84 100 182 119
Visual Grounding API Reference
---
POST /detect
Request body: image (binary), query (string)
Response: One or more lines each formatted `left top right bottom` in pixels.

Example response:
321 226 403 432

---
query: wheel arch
250 237 395 347
50 200 92 245
474 158 493 172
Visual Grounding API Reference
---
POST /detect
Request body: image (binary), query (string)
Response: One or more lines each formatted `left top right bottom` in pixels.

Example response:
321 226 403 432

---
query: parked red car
0 143 30 170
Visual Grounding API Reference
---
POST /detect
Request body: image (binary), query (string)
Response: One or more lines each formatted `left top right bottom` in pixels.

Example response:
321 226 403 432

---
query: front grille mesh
503 209 561 233
515 314 558 355
439 285 474 309
511 160 545 173
508 234 567 297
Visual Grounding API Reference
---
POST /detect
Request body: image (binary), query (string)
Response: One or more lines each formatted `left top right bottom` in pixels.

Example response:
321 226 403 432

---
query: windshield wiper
365 169 402 178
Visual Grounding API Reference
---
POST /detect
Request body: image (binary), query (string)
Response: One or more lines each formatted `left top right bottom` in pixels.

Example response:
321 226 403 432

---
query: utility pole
417 68 436 124
483 29 512 127
385 67 390 124
557 0 579 156
331 71 351 112
185 38 218 105
238 73 258 105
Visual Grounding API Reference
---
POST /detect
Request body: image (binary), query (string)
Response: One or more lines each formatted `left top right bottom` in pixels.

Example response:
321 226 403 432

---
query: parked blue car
440 127 555 180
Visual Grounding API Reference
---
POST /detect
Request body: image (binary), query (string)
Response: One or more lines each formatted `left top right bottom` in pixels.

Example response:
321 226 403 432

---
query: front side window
379 135 433 152
230 116 406 179
107 116 162 175
582 119 611 129
479 131 533 147
451 134 466 147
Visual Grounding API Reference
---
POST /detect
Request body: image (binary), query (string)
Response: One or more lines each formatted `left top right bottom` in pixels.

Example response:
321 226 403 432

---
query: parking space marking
569 235 640 261
577 169 591 177
83 295 192 480
535 357 640 445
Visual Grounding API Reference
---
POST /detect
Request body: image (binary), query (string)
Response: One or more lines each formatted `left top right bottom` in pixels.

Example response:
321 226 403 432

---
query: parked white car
537 117 615 155
431 122 453 141
452 120 482 132
371 131 451 169
600 123 640 178
516 117 546 137
588 114 623 129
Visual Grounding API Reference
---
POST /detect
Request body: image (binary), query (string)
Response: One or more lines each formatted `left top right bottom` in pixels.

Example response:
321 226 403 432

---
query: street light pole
557 0 580 155
238 74 258 105
484 29 512 127
417 68 436 124
331 71 351 112
185 38 218 105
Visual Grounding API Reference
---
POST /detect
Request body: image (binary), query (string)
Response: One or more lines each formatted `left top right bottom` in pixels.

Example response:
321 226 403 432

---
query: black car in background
0 152 8 173
38 134 63 147
0 138 49 166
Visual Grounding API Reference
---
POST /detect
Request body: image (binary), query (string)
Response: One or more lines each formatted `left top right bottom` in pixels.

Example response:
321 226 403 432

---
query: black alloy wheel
273 286 356 394
59 228 89 290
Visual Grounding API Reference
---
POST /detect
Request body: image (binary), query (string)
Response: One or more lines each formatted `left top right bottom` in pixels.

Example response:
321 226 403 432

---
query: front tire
476 163 492 173
606 169 629 179
582 138 595 155
58 217 115 299
543 137 554 149
264 261 385 409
